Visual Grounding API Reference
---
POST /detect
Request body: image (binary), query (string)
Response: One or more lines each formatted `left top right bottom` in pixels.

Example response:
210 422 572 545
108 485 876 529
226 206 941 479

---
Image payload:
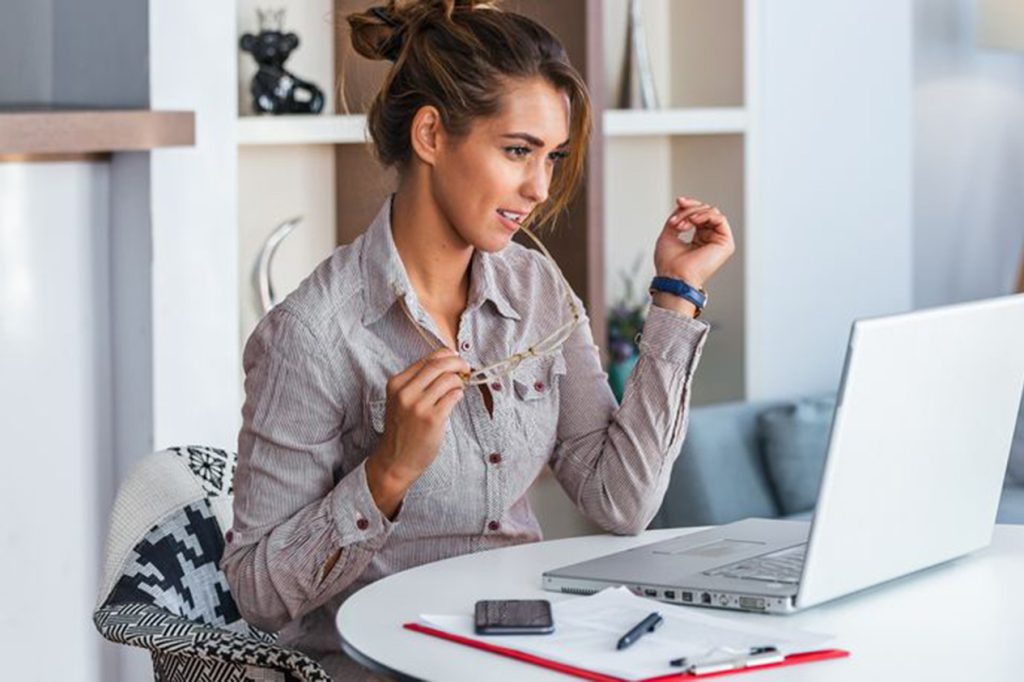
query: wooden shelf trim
237 114 369 146
603 107 747 136
0 110 194 155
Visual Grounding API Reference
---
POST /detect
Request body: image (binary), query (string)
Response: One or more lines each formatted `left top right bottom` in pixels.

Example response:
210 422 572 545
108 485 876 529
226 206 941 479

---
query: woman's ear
409 105 445 167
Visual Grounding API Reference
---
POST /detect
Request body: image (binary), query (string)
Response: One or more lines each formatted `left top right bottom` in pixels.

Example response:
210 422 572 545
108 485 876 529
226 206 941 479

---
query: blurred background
1 1 1023 680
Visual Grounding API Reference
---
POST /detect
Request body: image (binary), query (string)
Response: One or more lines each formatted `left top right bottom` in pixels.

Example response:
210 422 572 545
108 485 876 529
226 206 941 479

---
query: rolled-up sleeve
550 303 709 535
220 306 394 633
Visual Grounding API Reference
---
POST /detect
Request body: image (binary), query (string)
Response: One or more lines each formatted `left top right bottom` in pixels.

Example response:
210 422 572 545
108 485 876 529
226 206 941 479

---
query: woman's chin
473 233 515 253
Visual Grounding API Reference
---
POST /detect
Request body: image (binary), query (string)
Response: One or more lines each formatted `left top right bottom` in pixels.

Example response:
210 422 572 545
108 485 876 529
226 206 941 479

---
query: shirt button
225 529 234 543
487 520 501 532
534 381 546 392
490 382 502 392
356 518 369 530
460 340 471 351
488 452 502 465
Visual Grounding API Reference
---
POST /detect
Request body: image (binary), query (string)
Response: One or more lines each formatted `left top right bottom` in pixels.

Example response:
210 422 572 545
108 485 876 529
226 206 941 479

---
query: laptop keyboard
703 544 807 584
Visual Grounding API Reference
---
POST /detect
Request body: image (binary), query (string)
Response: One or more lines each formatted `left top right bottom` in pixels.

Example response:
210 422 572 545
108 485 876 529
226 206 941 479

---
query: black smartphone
474 599 554 635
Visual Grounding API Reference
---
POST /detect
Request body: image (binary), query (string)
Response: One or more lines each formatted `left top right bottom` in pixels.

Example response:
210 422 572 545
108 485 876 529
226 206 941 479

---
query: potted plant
607 256 648 402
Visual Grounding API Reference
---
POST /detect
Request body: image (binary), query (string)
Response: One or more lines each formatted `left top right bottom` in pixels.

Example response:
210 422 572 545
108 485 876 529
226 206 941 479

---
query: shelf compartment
603 108 746 137
237 114 368 146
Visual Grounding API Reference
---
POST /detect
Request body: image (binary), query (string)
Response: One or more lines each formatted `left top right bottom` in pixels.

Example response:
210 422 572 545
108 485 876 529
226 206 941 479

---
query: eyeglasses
398 223 583 386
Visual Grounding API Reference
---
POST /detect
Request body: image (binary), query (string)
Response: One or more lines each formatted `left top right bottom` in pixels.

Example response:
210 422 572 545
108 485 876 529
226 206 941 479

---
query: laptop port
739 596 767 611
701 592 712 605
664 590 676 600
644 588 658 597
681 591 693 603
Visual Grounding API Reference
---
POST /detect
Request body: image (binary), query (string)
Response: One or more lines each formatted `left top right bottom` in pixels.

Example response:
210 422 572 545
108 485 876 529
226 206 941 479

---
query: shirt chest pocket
367 398 456 498
510 353 567 451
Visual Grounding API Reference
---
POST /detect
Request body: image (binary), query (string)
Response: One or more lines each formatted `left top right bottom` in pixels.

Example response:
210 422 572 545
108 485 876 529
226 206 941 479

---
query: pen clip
616 612 663 650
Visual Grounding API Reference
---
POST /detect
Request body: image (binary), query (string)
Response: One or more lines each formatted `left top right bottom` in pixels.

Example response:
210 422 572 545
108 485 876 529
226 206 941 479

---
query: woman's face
432 76 571 253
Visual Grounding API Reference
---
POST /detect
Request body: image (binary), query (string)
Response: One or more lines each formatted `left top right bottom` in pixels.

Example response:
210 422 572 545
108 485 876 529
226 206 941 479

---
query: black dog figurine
240 10 324 115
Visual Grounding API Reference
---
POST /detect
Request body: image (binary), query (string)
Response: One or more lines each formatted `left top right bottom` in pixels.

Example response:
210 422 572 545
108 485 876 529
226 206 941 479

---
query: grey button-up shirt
221 197 709 673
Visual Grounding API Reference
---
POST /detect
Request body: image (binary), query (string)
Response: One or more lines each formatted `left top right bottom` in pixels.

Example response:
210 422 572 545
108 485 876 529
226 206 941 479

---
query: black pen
616 612 663 650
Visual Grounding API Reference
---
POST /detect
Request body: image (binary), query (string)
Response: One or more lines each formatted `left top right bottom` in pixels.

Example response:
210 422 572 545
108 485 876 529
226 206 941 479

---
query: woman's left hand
653 196 736 289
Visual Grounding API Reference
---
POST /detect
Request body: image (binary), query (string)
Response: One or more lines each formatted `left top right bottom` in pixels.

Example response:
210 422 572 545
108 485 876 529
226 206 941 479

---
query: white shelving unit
601 0 750 406
237 114 368 145
603 107 747 137
238 109 747 145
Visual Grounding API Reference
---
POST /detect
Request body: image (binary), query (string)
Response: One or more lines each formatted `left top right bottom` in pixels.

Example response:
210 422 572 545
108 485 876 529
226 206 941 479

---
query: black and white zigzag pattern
94 450 333 682
94 602 328 681
169 445 236 497
151 651 274 682
105 500 256 632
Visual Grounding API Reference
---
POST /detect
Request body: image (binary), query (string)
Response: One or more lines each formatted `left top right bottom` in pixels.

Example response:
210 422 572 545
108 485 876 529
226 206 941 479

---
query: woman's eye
548 151 569 164
505 146 531 158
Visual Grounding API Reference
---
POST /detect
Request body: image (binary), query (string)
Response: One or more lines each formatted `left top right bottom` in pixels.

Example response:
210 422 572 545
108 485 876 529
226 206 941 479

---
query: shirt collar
360 195 522 326
466 248 522 321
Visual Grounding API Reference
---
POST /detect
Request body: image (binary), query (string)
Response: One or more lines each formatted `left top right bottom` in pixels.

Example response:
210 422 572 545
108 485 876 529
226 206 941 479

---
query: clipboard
403 586 849 681
404 622 850 680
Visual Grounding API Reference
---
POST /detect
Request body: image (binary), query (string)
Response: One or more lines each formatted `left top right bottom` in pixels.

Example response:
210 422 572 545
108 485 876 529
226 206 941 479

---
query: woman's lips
496 211 520 233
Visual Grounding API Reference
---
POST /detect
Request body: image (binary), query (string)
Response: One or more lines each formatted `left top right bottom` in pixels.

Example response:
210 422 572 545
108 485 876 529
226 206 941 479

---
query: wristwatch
649 276 708 317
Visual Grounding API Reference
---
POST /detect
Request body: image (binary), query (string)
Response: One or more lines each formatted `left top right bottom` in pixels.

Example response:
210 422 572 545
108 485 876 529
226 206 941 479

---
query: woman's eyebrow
501 132 570 149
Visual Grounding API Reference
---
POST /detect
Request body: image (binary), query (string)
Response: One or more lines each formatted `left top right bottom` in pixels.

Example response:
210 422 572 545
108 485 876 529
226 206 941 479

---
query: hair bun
348 1 501 63
348 5 406 62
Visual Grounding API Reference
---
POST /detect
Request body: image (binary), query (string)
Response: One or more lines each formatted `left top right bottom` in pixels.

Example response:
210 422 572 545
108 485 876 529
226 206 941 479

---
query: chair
93 445 331 682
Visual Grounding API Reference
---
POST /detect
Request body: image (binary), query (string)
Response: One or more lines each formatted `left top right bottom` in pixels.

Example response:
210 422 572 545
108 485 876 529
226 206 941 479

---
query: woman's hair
345 0 592 230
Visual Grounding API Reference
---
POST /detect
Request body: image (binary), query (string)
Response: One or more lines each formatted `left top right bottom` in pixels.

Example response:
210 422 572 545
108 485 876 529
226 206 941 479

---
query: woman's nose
522 162 551 204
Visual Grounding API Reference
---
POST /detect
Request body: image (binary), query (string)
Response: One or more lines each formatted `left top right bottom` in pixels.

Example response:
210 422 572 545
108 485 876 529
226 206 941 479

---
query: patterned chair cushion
94 446 331 682
94 602 329 682
169 445 236 498
104 500 259 635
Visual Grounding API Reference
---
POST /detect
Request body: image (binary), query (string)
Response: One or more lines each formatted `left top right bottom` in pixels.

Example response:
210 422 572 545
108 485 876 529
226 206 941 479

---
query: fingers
388 347 460 393
434 385 466 417
421 370 467 407
408 354 471 392
400 351 471 398
670 196 734 242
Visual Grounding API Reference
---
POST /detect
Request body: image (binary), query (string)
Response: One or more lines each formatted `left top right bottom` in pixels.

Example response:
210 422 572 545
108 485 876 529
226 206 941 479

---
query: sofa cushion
1006 396 1024 485
758 395 836 515
652 400 786 528
997 485 1024 524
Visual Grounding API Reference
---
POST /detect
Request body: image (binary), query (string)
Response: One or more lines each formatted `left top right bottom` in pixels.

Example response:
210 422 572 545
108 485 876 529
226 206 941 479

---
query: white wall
914 0 1024 307
147 1 240 453
914 0 1024 474
0 161 112 682
746 0 914 400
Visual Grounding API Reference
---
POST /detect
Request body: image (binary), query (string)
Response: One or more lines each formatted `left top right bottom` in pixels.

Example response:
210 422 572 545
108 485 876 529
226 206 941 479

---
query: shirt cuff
328 459 395 549
639 304 710 363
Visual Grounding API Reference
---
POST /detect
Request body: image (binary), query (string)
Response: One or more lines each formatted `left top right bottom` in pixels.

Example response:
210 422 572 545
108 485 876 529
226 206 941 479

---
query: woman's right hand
365 347 470 518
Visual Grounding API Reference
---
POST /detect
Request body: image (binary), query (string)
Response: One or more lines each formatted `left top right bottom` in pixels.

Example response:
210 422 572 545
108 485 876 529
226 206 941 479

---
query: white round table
336 525 1024 681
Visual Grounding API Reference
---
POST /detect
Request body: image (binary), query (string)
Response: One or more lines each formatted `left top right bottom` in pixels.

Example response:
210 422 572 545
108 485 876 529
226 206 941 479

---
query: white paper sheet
420 587 834 681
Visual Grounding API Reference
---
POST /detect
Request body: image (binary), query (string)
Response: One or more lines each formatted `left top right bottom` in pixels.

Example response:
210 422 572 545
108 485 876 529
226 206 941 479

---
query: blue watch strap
649 276 707 312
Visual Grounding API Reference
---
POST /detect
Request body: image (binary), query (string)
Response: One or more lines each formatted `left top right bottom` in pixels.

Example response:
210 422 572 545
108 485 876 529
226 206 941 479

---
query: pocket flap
512 353 567 401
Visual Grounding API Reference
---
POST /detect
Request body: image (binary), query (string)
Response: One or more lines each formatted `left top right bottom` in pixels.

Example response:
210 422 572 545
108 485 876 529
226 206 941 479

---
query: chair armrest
93 602 330 682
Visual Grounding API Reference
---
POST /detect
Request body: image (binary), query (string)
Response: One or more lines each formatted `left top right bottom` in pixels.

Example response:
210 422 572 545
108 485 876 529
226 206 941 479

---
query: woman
222 0 735 677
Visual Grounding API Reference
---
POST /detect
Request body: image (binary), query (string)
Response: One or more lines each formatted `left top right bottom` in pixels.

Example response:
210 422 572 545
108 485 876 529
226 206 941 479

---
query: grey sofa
650 397 1024 529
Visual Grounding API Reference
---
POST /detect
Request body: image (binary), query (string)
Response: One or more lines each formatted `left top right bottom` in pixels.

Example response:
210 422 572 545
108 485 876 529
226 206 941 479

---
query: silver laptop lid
796 294 1024 608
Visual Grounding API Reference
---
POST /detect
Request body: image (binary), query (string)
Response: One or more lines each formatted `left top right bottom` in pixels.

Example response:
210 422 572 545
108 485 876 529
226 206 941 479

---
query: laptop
543 294 1024 614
